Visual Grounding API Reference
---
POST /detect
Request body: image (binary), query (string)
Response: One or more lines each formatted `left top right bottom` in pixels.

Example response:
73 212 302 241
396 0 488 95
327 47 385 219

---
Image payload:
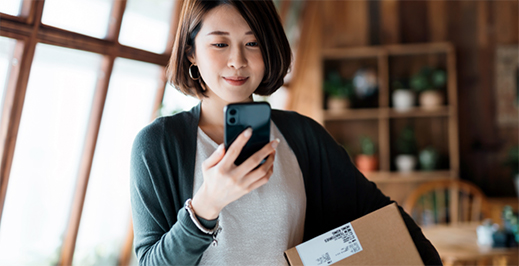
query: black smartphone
224 102 271 166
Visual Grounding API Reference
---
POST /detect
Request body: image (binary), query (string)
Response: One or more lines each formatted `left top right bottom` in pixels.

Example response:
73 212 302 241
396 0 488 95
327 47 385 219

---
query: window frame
0 0 183 265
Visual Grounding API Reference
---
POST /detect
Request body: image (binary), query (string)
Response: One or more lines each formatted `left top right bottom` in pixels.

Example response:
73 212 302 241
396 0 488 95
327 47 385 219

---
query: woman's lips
223 77 248 86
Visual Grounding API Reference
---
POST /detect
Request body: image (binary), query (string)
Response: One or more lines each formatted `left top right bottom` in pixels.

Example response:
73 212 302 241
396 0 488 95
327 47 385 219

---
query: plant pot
355 154 378 174
327 97 350 111
419 147 439 171
395 154 417 172
392 89 415 111
419 90 444 110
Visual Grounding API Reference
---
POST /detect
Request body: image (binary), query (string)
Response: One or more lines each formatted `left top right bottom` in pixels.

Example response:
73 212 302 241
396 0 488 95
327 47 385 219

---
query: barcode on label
295 222 363 266
349 242 361 253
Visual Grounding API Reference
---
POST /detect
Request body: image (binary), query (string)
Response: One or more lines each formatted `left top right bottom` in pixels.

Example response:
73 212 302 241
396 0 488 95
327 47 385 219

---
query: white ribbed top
193 121 306 266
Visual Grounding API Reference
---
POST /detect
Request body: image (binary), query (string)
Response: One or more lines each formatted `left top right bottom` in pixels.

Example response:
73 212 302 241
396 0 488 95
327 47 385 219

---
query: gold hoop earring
189 63 200 80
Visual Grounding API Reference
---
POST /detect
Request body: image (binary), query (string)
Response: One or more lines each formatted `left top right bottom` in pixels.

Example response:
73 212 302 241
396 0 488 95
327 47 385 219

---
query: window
159 82 200 116
0 36 17 116
119 0 176 53
0 1 177 264
0 44 101 265
0 0 23 16
72 58 161 266
41 0 114 39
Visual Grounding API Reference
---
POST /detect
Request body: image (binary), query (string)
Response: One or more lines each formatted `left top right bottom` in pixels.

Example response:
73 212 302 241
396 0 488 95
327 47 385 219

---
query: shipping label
295 223 363 265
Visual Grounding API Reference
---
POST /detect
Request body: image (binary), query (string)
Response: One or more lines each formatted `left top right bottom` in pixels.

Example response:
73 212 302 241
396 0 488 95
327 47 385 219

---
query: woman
130 0 442 265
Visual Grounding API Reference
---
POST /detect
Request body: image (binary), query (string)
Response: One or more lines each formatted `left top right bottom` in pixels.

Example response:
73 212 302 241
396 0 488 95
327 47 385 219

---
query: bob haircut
167 0 292 98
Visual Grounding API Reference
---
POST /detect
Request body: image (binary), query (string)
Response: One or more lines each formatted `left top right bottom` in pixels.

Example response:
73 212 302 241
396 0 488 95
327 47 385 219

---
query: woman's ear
187 53 196 65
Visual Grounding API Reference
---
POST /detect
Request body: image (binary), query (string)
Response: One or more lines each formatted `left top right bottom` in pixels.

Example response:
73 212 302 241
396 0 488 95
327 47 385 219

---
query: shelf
320 43 459 203
364 170 454 183
324 108 381 121
323 106 451 121
388 106 451 118
322 46 383 59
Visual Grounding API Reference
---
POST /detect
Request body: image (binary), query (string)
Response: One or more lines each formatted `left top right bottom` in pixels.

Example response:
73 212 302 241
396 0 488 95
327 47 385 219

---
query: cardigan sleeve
130 120 215 266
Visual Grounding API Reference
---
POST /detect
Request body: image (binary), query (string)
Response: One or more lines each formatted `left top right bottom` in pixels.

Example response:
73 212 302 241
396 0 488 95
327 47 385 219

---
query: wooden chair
403 179 489 226
404 180 517 266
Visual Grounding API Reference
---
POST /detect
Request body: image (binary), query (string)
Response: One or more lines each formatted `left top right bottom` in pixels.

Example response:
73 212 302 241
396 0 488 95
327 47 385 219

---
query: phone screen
224 102 271 166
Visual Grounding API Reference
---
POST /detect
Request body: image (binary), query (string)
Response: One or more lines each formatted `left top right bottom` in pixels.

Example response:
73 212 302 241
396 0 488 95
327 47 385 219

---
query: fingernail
217 144 224 152
271 138 280 149
244 128 252 137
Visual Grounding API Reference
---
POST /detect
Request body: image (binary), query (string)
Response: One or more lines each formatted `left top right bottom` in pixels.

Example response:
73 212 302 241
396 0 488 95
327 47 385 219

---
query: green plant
410 66 447 93
396 125 417 155
323 71 354 99
391 79 408 91
360 136 376 156
502 205 519 243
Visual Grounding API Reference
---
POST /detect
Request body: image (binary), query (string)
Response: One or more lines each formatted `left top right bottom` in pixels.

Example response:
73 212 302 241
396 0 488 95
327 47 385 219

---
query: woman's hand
191 127 279 220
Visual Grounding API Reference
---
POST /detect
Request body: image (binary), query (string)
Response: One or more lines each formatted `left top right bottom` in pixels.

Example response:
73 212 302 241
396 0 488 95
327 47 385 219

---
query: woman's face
189 4 265 105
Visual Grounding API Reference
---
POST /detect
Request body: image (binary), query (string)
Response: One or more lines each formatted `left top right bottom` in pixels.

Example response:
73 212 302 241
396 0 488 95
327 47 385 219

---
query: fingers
202 144 225 171
240 151 276 189
236 138 279 174
244 157 275 192
220 127 253 167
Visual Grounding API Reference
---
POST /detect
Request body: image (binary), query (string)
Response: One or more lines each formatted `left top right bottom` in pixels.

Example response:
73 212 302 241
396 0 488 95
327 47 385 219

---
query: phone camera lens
229 117 236 124
230 109 237 115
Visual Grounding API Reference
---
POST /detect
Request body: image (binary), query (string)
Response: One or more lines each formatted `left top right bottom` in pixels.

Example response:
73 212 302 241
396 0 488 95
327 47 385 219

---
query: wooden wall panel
380 0 400 44
400 0 428 43
320 0 369 48
495 0 519 44
287 1 323 122
427 0 447 42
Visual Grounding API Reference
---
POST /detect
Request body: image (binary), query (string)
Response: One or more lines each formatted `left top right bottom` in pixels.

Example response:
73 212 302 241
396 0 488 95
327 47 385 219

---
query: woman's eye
246 42 259 47
213 43 228 48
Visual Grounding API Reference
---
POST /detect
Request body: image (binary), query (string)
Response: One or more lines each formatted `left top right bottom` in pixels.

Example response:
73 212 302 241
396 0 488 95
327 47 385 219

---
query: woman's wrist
191 186 221 220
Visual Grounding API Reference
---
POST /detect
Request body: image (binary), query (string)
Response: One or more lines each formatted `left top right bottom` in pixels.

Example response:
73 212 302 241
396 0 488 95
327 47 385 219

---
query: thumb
202 144 225 170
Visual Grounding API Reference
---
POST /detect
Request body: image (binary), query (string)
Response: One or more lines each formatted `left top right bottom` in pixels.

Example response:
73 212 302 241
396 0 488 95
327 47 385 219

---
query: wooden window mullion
58 1 128 265
118 220 134 266
118 0 185 262
0 0 44 225
58 55 116 266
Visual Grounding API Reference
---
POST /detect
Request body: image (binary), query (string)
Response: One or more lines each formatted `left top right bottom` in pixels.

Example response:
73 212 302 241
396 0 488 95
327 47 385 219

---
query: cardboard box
284 203 424 266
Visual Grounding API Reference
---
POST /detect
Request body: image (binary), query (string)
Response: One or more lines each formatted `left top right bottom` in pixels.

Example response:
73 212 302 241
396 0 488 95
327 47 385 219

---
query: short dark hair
167 0 292 98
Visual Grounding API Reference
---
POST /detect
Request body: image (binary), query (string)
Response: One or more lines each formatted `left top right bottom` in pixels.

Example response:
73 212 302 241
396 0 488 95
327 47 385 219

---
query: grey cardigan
130 103 442 266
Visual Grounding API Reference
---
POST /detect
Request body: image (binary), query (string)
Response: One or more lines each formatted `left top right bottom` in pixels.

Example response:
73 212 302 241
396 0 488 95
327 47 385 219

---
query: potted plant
391 79 415 111
410 67 447 110
419 146 439 171
395 125 418 172
355 136 378 174
323 71 354 111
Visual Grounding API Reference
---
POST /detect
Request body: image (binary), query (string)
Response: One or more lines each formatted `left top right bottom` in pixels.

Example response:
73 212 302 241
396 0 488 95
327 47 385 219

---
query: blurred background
0 0 517 265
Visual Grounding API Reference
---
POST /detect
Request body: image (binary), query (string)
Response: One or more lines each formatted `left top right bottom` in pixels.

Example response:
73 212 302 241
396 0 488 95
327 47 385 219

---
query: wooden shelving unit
321 42 459 203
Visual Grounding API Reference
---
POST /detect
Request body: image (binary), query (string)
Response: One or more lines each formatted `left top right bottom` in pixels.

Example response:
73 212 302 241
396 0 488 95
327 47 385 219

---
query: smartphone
224 102 271 166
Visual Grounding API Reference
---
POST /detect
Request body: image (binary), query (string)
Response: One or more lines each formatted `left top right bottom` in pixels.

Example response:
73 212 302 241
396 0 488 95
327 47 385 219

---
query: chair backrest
403 179 489 226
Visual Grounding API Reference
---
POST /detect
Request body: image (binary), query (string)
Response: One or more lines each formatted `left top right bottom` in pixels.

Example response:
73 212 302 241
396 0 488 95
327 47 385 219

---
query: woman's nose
227 47 247 69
